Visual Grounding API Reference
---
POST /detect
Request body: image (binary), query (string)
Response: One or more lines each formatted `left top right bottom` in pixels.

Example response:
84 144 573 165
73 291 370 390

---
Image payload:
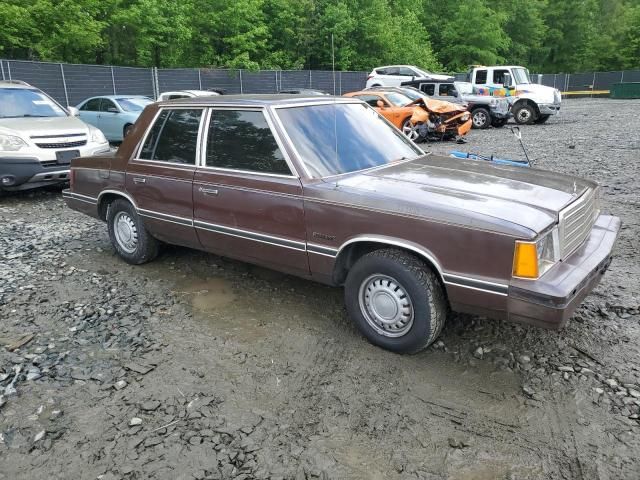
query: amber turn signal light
513 241 539 279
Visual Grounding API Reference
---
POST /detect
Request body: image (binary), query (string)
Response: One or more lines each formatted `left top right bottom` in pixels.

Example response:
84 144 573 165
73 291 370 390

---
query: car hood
0 116 91 138
410 97 467 114
323 154 596 237
514 83 558 103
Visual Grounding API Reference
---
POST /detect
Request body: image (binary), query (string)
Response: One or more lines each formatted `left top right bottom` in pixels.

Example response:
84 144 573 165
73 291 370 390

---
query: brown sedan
63 95 620 353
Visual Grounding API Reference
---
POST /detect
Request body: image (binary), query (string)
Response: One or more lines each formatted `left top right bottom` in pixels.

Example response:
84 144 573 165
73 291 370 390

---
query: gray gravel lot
1 99 639 479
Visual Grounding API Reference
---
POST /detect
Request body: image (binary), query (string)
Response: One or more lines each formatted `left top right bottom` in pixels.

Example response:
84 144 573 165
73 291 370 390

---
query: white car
0 80 110 192
156 90 220 101
366 65 452 88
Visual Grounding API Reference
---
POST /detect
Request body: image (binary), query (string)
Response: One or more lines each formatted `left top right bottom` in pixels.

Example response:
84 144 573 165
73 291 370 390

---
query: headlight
0 133 28 152
460 113 470 122
513 228 559 279
489 98 498 107
89 126 107 144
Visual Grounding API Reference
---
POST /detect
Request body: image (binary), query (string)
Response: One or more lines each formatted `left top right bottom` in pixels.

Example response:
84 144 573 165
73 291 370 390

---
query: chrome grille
558 189 598 258
36 140 87 149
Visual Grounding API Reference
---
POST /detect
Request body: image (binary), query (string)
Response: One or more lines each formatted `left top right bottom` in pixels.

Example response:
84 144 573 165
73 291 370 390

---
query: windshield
414 67 431 77
117 97 153 112
454 82 473 95
384 91 413 107
276 102 422 178
512 68 531 84
0 88 67 118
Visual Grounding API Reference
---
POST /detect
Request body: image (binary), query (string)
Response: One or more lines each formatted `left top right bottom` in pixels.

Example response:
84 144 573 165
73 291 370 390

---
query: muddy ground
1 99 639 480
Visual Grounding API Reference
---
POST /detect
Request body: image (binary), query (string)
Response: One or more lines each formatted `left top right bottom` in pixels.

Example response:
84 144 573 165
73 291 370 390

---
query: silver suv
0 80 110 191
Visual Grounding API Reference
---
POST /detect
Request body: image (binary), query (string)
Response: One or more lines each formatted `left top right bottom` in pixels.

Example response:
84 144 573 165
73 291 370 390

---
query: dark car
63 95 620 353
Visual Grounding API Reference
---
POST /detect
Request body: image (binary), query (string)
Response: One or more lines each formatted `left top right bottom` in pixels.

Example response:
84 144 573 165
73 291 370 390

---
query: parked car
157 90 220 101
63 95 619 353
399 79 511 129
0 80 110 192
343 89 471 142
278 89 330 95
466 65 561 124
366 65 452 88
77 95 153 142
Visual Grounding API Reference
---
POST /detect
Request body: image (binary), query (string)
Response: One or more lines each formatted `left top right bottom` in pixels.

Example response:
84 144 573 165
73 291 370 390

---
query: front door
193 108 308 277
98 98 121 141
125 107 205 249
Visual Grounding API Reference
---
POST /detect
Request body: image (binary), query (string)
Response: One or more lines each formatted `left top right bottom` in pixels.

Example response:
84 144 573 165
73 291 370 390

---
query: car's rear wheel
513 103 536 125
471 108 491 129
401 118 419 141
344 249 447 354
534 114 551 124
107 198 159 264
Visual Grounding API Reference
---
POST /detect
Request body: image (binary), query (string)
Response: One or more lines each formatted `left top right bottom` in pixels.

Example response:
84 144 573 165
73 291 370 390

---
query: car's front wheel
106 198 159 264
344 249 447 354
471 108 491 129
401 118 419 141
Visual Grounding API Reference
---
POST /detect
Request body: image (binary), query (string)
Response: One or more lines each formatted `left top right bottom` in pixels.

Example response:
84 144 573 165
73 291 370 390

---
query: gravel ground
1 99 639 480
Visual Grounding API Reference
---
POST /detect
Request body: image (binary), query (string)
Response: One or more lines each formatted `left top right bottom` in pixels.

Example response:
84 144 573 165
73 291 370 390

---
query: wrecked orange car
343 89 471 142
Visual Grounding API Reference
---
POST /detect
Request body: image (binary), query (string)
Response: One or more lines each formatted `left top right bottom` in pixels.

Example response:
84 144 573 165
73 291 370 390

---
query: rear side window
386 67 400 75
355 95 383 108
474 70 488 84
206 110 290 175
375 68 387 75
420 84 435 96
139 109 203 165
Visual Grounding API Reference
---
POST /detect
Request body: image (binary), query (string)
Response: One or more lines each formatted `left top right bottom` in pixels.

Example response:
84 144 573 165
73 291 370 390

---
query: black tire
344 248 447 354
513 103 536 125
471 107 491 129
534 114 551 124
491 118 508 128
123 123 134 138
106 198 159 264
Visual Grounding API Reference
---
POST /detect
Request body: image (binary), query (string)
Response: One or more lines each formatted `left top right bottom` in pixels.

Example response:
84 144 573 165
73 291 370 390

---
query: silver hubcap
359 274 414 337
114 211 138 254
517 108 531 123
473 111 487 127
402 120 419 141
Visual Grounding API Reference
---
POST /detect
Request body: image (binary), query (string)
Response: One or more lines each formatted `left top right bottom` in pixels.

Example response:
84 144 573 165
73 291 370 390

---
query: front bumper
538 103 561 115
1 144 109 190
508 214 620 329
456 119 473 136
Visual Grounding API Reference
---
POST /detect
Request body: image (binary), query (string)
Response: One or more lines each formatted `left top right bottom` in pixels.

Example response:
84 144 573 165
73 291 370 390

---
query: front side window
81 98 101 111
438 83 456 96
276 102 422 178
398 67 416 77
384 91 413 107
0 88 67 118
492 69 510 85
139 109 203 165
206 109 290 175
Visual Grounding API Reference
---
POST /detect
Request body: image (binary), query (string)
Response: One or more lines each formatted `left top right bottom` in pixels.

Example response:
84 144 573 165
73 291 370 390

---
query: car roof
85 95 150 100
0 80 34 89
158 94 356 107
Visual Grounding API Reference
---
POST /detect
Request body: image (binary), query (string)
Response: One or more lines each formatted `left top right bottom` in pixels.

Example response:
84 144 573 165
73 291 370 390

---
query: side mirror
503 73 513 88
107 107 119 114
451 89 459 97
67 106 80 117
376 100 385 109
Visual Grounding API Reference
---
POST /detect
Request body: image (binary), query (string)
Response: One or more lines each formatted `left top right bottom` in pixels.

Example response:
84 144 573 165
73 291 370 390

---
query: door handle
132 177 146 184
198 187 218 196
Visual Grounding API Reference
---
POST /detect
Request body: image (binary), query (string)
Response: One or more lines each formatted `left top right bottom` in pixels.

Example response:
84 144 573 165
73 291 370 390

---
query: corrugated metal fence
0 59 367 106
2 59 640 105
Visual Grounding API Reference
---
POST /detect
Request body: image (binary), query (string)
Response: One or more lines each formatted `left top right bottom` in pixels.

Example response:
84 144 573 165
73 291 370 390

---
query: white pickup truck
467 66 561 125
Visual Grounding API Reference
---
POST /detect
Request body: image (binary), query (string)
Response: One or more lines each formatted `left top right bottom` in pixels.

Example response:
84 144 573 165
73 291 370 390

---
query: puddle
173 277 236 312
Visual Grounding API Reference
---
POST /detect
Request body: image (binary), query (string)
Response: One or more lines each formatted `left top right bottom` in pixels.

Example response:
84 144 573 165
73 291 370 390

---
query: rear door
126 107 205 249
193 107 308 277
